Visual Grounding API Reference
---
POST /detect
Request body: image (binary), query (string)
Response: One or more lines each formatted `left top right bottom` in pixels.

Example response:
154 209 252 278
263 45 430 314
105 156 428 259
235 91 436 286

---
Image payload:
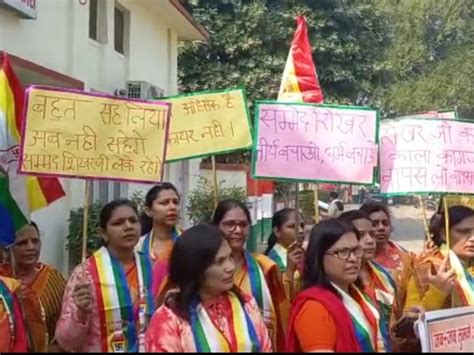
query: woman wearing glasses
339 210 423 352
213 200 289 351
286 219 386 352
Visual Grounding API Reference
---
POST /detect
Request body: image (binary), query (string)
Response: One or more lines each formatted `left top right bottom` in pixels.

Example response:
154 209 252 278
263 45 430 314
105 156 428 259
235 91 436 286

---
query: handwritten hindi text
252 103 378 183
19 86 170 183
380 118 474 194
163 89 252 162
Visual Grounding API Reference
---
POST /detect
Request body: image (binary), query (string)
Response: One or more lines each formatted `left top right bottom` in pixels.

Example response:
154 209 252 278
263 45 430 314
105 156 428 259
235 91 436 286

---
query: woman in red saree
136 183 181 303
0 222 66 352
145 224 271 352
55 199 155 352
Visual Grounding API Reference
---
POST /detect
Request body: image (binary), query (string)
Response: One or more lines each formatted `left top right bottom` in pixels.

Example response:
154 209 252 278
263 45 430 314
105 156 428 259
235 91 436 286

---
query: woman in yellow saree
213 199 291 351
405 205 474 312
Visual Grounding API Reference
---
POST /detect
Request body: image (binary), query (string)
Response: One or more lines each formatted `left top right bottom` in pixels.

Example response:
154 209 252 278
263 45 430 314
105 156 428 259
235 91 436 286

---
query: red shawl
286 286 362 352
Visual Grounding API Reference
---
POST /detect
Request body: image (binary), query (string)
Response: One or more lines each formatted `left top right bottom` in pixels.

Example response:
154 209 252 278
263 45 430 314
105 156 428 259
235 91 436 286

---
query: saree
407 245 474 311
136 227 181 301
233 251 288 351
0 263 66 352
375 240 413 312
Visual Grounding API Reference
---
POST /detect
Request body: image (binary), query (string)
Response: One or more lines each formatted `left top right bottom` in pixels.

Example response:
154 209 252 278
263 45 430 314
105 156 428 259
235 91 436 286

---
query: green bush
187 176 249 225
66 191 144 268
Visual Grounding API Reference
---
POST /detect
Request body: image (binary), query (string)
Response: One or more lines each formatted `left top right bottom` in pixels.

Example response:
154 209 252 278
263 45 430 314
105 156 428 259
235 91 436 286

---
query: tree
179 0 391 163
374 0 473 118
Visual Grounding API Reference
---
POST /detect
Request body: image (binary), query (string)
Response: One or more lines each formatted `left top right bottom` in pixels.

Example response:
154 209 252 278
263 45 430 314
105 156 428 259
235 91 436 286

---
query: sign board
162 88 252 162
251 101 378 184
0 0 37 19
416 306 474 352
19 86 171 184
380 118 474 195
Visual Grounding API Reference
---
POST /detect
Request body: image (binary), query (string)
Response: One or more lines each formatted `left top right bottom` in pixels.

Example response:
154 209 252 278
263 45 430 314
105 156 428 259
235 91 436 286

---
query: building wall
0 0 189 273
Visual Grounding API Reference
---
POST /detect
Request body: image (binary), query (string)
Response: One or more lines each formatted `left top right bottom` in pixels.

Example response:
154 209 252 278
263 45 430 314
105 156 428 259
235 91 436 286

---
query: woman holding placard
264 208 305 300
136 183 182 303
213 199 289 351
286 219 386 352
405 205 474 312
55 199 155 352
145 224 272 352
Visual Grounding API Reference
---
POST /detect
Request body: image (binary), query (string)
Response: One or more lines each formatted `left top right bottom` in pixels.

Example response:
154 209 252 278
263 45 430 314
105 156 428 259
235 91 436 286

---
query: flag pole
295 182 302 243
419 195 431 241
82 180 92 262
314 184 320 224
211 156 219 209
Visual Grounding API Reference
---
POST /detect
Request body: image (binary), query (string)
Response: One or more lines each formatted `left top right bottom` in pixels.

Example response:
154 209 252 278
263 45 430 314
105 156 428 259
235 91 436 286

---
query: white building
0 0 209 273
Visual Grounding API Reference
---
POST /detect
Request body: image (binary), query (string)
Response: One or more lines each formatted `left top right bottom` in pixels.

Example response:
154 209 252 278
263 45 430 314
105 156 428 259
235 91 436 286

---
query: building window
93 181 128 205
114 3 129 55
89 0 98 40
89 0 107 43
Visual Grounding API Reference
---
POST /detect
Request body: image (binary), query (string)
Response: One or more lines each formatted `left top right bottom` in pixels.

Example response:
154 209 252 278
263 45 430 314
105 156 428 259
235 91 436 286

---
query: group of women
1 182 474 352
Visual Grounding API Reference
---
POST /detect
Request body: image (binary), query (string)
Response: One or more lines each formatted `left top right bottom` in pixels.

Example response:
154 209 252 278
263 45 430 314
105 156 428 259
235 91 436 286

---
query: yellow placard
444 195 474 210
163 89 253 161
20 87 170 183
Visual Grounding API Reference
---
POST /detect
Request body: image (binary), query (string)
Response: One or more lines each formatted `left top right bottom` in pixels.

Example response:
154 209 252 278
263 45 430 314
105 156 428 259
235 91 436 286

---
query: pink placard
380 118 474 194
252 102 378 184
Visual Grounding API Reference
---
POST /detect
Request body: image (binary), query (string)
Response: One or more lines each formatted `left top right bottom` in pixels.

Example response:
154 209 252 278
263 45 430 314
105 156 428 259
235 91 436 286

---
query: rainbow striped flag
0 52 65 246
278 16 324 104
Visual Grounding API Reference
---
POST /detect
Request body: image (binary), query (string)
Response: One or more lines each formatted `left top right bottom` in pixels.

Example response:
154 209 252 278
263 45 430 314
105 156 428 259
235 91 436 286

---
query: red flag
278 16 324 103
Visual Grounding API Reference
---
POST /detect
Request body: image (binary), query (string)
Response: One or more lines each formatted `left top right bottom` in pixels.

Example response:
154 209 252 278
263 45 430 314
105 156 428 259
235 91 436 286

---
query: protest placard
162 88 253 162
416 306 474 352
19 86 170 183
251 101 378 184
380 118 474 195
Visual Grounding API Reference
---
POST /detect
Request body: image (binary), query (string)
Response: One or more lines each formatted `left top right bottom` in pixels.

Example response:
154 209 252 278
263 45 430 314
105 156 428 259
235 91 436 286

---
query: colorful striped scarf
0 279 15 349
190 292 260 352
89 247 154 352
267 243 287 273
367 260 396 295
138 227 181 297
139 227 181 257
242 251 276 327
332 283 384 353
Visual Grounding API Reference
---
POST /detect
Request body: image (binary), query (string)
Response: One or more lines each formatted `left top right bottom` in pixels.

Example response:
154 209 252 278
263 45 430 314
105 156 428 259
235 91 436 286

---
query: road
257 204 433 254
388 204 433 253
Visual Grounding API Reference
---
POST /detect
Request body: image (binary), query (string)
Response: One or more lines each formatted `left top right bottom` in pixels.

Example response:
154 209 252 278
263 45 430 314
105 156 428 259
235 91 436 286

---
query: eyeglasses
221 220 250 232
326 246 364 260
